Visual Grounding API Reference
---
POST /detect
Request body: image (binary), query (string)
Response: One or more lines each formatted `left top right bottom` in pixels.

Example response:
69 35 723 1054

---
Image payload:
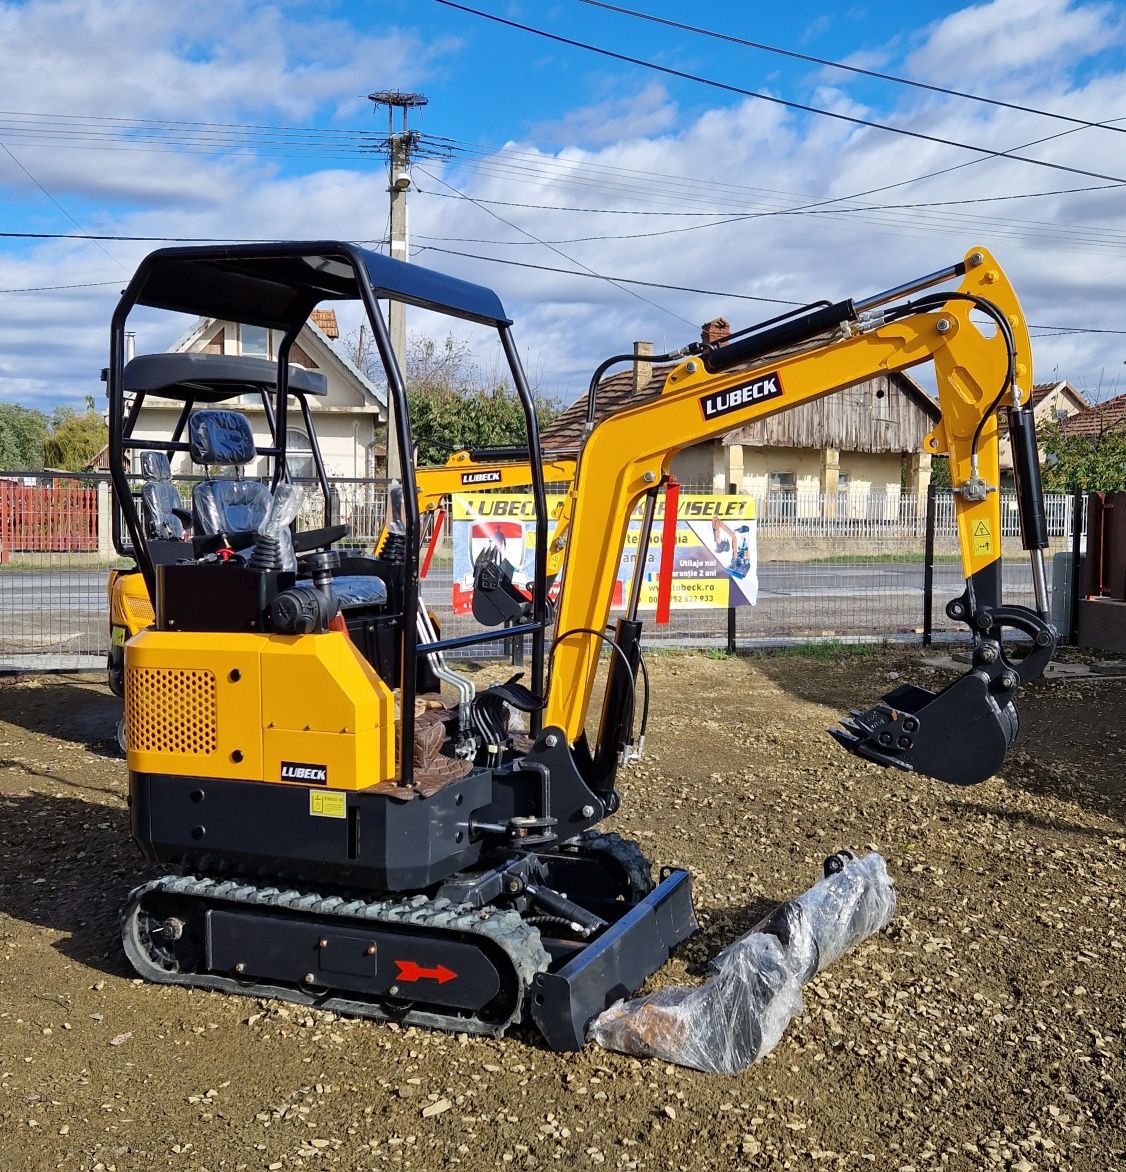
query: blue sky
1 0 1125 410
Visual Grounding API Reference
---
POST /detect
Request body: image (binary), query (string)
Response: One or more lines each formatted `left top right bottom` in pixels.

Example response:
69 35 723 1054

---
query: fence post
726 603 736 655
1069 486 1084 646
922 481 936 646
97 480 115 561
0 481 8 565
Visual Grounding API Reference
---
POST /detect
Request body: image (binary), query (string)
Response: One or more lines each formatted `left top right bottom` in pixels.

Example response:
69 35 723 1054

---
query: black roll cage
107 241 549 786
109 353 336 561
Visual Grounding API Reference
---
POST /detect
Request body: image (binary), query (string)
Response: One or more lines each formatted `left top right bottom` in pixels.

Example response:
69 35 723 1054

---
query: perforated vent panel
126 668 217 755
125 595 155 626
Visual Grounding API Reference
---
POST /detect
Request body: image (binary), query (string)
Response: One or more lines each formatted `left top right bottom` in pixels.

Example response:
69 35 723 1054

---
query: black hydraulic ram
700 262 974 376
701 299 859 374
1007 405 1051 616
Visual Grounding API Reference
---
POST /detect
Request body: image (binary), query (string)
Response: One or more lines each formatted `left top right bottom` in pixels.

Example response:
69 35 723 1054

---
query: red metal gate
0 478 98 562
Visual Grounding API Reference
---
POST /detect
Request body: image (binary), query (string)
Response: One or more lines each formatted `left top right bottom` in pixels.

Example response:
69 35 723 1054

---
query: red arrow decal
394 960 458 984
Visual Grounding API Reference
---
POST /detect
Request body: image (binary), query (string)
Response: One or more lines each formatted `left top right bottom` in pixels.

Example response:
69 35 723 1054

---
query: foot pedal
830 675 1018 786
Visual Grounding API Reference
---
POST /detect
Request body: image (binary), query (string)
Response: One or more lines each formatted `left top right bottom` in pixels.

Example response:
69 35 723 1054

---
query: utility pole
368 90 427 480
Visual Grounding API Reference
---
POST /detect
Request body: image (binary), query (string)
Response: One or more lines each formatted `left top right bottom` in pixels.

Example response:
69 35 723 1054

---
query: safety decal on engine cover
699 371 783 420
282 760 328 785
309 790 346 819
461 469 503 485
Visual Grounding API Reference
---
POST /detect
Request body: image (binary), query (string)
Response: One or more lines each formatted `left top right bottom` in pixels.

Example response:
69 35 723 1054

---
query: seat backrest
139 451 185 540
187 409 271 536
193 479 273 536
188 409 257 467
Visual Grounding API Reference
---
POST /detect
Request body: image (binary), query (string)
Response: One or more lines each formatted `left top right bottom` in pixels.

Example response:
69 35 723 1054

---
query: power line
576 0 1126 136
416 181 1124 217
0 280 120 293
432 0 1126 185
5 250 1125 341
0 142 128 272
418 244 1126 335
414 164 696 327
415 242 804 304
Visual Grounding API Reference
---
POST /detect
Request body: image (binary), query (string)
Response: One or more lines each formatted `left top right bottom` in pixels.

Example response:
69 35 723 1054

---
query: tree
1039 419 1126 492
0 403 48 470
42 407 108 471
343 327 559 468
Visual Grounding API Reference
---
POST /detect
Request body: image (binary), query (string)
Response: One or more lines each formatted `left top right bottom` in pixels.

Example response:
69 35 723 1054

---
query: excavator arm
545 246 1056 788
416 448 577 512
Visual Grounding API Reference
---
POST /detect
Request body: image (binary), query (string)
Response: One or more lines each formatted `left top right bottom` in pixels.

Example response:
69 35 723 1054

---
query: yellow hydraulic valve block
124 629 395 790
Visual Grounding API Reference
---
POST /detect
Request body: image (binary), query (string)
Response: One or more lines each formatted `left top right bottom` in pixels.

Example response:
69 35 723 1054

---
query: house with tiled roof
1057 391 1126 438
125 310 387 479
997 379 1088 484
542 320 940 519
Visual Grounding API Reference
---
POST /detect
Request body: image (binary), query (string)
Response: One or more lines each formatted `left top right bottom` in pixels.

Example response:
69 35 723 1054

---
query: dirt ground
0 648 1122 1172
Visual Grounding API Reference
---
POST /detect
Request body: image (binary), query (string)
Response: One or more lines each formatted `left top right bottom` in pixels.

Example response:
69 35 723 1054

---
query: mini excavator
109 243 1056 1050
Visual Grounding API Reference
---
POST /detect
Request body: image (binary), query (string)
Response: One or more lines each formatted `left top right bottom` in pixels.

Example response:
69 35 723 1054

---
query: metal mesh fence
0 471 1086 670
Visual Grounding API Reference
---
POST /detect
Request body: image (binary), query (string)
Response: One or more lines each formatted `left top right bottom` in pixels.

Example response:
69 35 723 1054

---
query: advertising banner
450 493 757 614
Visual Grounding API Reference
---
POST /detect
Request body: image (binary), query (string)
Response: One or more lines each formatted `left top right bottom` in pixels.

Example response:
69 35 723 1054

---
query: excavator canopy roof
126 241 512 330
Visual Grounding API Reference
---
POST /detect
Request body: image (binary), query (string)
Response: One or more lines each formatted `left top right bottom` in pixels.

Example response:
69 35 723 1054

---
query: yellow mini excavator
109 242 1056 1050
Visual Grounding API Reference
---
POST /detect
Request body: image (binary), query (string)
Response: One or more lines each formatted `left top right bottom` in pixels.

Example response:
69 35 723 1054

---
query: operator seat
188 409 272 536
186 407 389 609
140 451 189 541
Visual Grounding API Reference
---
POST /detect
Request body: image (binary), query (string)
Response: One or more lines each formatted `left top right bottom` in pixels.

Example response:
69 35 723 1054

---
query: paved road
0 561 1045 665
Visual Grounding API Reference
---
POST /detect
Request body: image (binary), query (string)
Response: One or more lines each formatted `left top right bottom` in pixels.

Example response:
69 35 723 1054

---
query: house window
767 471 796 520
240 324 270 357
286 428 316 480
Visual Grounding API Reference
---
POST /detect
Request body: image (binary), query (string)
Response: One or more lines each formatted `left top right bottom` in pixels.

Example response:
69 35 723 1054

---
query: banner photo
450 493 757 614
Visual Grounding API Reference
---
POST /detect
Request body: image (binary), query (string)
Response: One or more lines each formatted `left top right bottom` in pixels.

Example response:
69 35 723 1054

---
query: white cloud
1 0 1124 418
906 0 1121 86
529 82 680 148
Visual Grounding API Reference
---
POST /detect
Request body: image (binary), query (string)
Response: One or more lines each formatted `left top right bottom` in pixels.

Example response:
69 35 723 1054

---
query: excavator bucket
830 672 1018 787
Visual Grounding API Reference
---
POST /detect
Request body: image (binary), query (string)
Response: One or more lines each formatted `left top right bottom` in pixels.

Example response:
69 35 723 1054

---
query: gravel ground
0 649 1122 1172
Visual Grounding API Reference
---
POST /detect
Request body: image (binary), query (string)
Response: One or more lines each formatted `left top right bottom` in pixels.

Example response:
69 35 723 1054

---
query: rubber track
567 830 655 899
122 874 551 1037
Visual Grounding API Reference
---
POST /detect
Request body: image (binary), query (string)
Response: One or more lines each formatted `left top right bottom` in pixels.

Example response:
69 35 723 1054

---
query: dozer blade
830 671 1019 786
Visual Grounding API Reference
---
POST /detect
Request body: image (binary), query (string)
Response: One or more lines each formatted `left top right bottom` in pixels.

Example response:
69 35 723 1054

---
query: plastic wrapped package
589 851 896 1074
253 483 304 572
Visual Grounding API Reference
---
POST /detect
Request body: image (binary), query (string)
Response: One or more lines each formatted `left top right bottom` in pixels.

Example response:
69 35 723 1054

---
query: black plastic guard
530 867 697 1051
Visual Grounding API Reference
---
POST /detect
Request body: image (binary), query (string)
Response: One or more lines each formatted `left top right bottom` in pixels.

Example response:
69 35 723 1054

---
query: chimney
632 341 653 396
311 308 341 339
701 317 730 346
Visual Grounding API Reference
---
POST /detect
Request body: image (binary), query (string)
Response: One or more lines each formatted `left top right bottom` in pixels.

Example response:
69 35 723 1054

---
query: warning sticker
971 519 994 557
309 790 346 820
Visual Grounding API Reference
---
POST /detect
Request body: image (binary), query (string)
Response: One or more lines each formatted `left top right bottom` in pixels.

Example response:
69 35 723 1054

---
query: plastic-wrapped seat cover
194 479 273 536
139 451 186 540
